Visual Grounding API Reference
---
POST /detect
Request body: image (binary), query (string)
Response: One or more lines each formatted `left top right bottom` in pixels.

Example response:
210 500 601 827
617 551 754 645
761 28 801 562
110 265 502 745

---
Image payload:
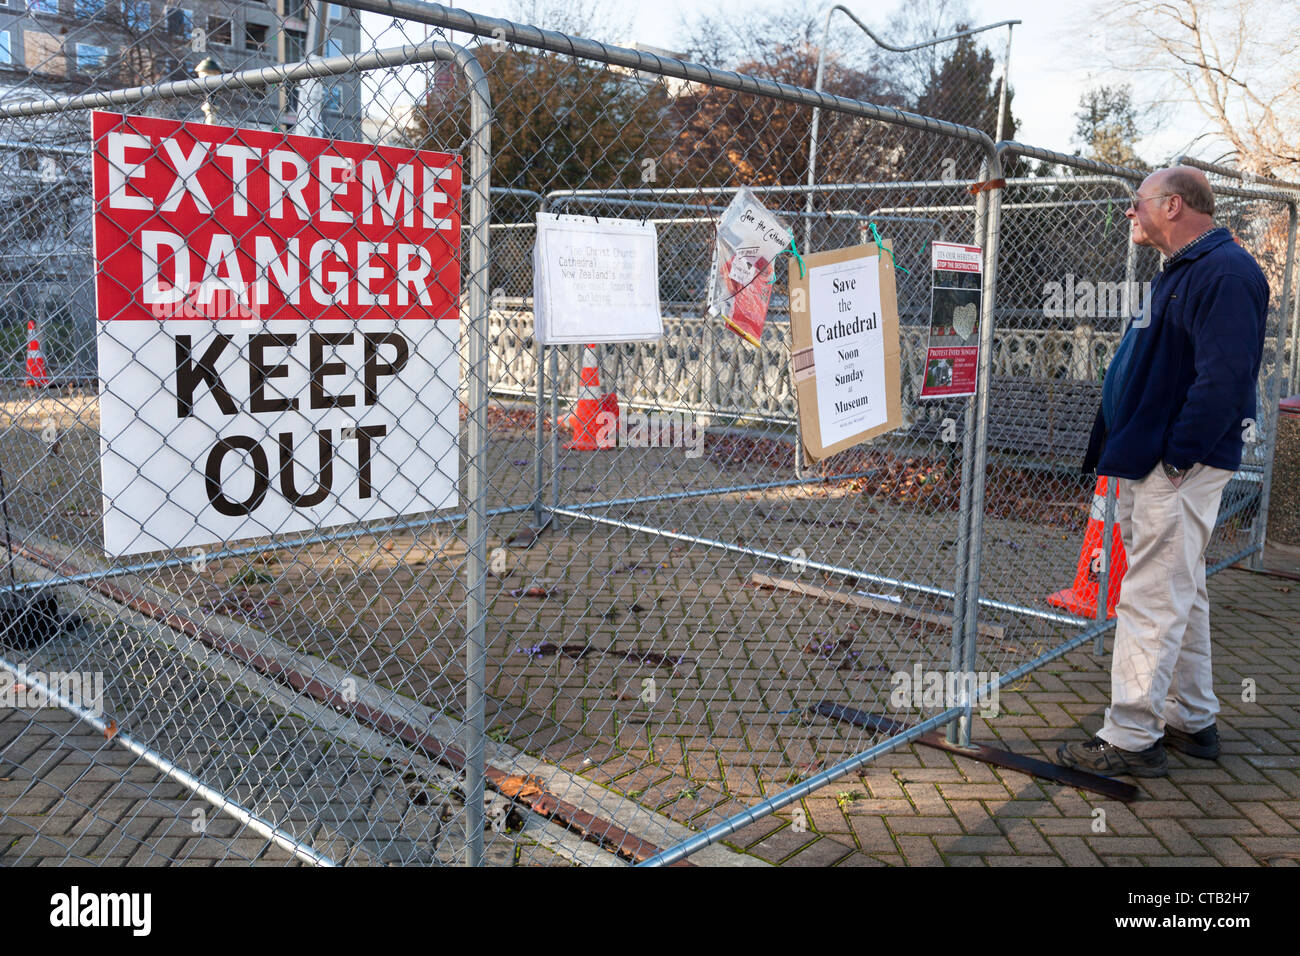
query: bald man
1060 166 1269 777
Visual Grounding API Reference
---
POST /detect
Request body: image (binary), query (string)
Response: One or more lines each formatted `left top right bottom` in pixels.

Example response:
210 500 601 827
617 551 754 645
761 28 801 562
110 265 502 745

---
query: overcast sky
365 0 1214 165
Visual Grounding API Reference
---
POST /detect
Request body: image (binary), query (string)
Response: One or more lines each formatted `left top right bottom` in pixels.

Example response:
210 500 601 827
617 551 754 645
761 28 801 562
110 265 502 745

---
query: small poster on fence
919 241 983 399
532 213 663 345
788 243 902 466
707 187 791 346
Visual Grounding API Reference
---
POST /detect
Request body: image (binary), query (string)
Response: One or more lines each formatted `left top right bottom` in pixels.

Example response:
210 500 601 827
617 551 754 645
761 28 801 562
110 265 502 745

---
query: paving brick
886 815 963 835
748 825 818 863
1182 818 1260 836
895 834 942 866
1145 819 1207 855
1046 835 1104 866
724 814 786 848
848 814 897 855
985 854 1063 866
947 800 1002 836
833 851 891 866
782 836 854 867
937 834 1015 855
1199 837 1260 866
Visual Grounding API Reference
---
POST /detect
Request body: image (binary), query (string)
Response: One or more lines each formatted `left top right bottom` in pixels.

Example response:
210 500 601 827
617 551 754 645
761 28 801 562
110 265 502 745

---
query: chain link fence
1 0 1296 867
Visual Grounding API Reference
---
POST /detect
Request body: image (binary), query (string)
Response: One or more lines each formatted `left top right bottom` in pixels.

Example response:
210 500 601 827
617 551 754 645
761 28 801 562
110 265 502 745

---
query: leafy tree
914 29 1017 143
1074 84 1148 169
670 44 904 187
402 47 676 202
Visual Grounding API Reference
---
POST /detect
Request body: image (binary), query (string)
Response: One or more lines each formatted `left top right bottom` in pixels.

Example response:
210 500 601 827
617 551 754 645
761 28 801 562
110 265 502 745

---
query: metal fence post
944 161 989 746
458 44 493 867
1249 201 1298 570
957 149 1006 746
1095 230 1136 650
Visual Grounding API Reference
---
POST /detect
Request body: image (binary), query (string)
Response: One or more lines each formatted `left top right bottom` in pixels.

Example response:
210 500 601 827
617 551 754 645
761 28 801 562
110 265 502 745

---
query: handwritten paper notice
533 213 663 344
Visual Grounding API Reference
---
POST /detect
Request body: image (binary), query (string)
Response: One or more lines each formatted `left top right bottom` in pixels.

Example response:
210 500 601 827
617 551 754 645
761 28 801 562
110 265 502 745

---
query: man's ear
1165 194 1183 220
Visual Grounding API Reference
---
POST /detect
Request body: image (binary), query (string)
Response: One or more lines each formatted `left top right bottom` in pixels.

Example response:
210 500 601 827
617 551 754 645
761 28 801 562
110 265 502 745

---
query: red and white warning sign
91 112 463 556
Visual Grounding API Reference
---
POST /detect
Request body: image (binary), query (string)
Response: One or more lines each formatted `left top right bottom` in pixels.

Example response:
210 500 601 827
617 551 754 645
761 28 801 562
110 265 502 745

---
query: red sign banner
91 112 461 324
90 112 464 557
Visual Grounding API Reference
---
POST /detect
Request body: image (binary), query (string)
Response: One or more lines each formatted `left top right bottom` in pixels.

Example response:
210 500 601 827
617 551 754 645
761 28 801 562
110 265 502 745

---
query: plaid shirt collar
1164 226 1224 266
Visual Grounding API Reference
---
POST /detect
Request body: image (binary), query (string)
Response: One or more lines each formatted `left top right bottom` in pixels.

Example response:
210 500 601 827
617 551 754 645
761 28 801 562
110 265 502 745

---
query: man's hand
1163 461 1187 487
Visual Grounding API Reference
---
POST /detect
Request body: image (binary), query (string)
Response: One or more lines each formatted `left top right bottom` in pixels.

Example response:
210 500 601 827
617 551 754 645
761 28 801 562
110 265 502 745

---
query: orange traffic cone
1047 476 1128 618
562 345 614 450
599 391 619 439
24 319 49 388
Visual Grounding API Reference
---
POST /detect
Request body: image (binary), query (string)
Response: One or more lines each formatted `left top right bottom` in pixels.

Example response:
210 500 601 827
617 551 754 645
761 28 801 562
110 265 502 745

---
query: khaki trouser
1099 462 1233 751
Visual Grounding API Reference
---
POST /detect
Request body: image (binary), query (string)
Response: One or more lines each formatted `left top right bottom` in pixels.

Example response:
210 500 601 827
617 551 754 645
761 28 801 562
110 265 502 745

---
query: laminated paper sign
707 188 790 346
91 111 463 556
532 212 663 345
788 243 902 466
919 241 983 399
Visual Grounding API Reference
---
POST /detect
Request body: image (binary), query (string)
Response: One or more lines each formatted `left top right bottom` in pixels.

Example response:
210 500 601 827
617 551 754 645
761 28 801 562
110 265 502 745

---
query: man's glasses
1128 192 1171 208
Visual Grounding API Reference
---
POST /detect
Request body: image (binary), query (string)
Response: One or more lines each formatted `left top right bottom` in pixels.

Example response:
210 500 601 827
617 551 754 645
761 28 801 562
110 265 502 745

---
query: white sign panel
808 255 889 448
533 213 663 344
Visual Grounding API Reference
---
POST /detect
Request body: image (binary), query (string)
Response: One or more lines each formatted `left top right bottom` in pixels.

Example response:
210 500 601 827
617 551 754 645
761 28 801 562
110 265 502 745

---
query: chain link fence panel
1 1 1294 868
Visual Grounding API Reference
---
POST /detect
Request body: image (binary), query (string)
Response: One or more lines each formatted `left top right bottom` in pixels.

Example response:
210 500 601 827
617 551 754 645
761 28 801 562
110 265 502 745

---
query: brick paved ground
720 567 1300 867
0 397 1294 866
3 565 1294 866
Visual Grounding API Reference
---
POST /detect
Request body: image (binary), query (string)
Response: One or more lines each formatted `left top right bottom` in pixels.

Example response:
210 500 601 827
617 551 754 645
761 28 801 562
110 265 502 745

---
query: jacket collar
1164 226 1233 268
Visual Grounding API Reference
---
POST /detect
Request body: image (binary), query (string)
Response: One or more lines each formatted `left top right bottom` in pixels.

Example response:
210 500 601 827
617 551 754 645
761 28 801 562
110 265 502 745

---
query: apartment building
0 2 364 379
0 1 362 134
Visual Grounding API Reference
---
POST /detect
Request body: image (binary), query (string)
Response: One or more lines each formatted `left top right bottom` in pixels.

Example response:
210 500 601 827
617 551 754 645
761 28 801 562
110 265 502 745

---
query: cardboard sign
91 111 463 556
919 241 982 399
788 243 902 466
532 213 663 344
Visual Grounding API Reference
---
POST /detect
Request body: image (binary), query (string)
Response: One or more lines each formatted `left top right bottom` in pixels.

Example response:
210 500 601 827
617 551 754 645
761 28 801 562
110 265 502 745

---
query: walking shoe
1161 722 1220 759
1056 735 1168 778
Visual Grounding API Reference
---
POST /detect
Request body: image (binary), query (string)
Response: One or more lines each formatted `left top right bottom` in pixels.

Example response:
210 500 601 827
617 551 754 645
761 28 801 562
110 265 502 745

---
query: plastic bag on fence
707 187 792 347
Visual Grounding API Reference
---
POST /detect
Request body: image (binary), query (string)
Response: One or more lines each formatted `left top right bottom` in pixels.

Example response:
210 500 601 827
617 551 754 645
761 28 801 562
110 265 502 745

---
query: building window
72 0 105 17
323 83 341 113
28 0 61 14
206 16 232 45
24 31 65 76
283 0 305 21
123 0 150 28
0 32 10 66
328 4 347 21
165 5 191 36
75 42 109 72
244 22 268 52
284 28 305 110
284 27 304 61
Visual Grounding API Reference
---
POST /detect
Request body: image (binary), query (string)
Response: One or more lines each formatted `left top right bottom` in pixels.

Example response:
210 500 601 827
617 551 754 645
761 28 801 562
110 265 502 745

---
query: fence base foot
814 702 1138 802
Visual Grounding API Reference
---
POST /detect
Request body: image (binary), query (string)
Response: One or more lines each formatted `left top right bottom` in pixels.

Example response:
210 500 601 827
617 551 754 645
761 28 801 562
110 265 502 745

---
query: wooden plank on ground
750 572 1007 640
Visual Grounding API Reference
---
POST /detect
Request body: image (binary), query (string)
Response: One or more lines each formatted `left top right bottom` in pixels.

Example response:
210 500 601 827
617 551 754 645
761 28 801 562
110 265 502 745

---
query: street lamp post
195 55 223 125
803 6 1020 250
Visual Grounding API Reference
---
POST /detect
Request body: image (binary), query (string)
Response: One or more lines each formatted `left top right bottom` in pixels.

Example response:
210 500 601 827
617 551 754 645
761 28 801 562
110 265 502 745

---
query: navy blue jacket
1083 228 1269 480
